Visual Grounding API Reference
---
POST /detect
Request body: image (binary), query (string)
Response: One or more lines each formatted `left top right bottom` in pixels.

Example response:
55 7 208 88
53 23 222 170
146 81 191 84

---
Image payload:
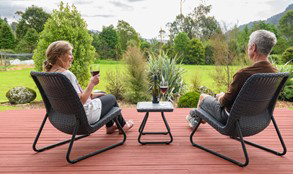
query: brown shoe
119 120 134 134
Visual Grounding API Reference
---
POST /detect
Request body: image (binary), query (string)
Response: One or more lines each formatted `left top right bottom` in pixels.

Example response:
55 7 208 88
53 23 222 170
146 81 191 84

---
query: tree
0 19 16 49
117 20 140 52
15 5 50 39
33 2 95 87
95 25 121 60
279 10 293 45
190 4 219 40
167 14 194 41
162 41 176 60
210 26 243 92
174 32 190 62
16 28 39 53
185 38 205 64
140 38 151 58
166 4 219 41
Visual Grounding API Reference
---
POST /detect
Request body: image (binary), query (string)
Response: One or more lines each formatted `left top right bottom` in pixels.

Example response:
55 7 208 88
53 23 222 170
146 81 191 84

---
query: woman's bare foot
106 125 117 134
119 120 134 134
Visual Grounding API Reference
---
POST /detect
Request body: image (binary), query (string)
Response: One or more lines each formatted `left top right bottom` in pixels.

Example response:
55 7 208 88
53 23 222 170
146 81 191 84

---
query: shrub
281 78 293 102
33 2 95 87
123 45 148 103
277 62 293 101
147 51 186 101
282 47 293 64
269 54 283 65
174 32 190 63
105 67 125 100
190 71 201 92
185 38 205 64
178 91 200 108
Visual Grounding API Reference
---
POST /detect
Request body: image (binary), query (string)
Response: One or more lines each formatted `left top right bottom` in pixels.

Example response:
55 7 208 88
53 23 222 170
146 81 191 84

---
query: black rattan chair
190 73 289 167
31 71 126 164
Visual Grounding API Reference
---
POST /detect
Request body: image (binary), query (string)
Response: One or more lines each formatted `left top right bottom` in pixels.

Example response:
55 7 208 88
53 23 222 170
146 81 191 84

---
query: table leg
138 112 149 133
138 112 173 145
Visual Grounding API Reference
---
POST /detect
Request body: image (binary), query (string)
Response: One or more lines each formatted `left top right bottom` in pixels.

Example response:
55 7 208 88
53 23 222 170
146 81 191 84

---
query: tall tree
15 5 50 40
95 25 121 60
167 14 194 41
33 2 95 87
167 4 219 41
0 19 16 49
279 10 293 45
16 28 39 53
174 32 190 62
190 4 219 40
117 20 140 52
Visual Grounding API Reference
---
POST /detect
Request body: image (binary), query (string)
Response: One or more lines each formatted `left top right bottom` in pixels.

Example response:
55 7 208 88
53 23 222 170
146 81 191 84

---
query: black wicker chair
31 71 126 164
190 73 289 167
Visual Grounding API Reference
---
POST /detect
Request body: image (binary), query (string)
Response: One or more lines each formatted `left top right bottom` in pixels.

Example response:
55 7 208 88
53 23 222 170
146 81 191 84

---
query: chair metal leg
66 117 127 164
190 119 249 167
33 114 88 152
232 116 287 156
33 114 126 164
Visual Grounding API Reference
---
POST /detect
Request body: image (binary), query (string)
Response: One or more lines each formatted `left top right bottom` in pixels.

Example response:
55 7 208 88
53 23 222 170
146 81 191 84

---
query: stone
6 86 36 104
197 86 216 97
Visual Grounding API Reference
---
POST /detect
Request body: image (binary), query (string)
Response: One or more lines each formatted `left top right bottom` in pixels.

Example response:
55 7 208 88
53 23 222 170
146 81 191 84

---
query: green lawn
0 64 244 103
0 64 126 102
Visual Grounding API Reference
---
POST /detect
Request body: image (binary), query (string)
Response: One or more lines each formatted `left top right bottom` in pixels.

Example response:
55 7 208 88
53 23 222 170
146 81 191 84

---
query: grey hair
248 30 277 56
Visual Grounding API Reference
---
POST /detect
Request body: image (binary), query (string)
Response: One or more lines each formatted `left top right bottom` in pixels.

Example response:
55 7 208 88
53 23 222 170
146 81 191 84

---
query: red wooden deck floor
0 108 292 173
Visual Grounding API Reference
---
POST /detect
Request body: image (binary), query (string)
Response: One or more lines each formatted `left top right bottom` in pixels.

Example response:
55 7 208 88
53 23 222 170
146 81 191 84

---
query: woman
43 40 133 134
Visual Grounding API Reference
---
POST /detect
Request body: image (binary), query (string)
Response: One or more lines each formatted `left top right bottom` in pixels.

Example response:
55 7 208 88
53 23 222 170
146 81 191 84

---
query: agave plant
147 51 186 102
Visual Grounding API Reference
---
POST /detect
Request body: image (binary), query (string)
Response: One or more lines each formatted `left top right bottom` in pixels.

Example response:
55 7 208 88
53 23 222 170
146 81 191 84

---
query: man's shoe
186 114 199 128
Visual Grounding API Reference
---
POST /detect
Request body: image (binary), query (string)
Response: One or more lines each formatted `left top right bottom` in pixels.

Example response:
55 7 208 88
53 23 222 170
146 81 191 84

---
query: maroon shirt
219 61 277 112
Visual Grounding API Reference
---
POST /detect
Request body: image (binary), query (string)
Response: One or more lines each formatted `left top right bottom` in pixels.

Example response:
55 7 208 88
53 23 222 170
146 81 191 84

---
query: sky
0 0 292 39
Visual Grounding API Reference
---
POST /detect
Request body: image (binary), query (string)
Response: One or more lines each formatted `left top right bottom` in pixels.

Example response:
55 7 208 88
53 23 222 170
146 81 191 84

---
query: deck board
0 108 292 173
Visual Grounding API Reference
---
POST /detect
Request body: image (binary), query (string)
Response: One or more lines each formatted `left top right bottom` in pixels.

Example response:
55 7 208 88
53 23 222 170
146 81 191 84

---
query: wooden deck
0 108 292 173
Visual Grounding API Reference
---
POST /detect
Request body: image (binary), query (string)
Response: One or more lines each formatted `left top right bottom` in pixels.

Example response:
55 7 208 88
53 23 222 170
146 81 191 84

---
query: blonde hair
43 40 73 71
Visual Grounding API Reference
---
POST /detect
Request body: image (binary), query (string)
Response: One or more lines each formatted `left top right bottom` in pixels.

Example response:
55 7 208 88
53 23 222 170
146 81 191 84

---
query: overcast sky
0 0 291 39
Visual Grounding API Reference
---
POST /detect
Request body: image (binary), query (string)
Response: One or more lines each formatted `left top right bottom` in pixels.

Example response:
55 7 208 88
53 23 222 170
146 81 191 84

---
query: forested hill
239 3 293 29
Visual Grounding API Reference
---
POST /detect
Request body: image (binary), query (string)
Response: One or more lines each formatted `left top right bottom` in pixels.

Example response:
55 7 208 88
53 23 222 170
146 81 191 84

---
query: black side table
136 102 174 145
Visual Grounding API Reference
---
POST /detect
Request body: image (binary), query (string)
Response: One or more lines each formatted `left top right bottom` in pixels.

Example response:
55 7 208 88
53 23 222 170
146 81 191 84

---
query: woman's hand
90 74 100 86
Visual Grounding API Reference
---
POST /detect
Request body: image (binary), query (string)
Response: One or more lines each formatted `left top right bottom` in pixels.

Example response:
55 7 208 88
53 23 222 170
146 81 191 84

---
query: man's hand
91 92 105 99
216 92 225 101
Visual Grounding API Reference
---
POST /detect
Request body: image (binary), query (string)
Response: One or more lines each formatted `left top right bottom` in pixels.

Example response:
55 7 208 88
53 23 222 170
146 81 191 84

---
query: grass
0 64 209 102
0 64 233 103
0 63 291 107
0 105 22 111
0 64 126 102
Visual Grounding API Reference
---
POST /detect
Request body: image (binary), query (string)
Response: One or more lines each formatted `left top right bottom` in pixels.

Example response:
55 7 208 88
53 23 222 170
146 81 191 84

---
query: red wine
160 86 168 94
90 70 100 76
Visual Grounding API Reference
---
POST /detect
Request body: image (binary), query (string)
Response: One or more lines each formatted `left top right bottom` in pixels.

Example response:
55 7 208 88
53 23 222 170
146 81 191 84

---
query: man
186 30 278 127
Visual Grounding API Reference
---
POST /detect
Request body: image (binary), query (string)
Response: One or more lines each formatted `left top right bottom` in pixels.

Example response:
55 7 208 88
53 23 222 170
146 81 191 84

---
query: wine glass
90 64 100 76
160 81 168 101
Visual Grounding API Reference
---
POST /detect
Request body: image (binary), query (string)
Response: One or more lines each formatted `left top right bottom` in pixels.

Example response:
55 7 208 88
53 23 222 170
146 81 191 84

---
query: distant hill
239 3 293 29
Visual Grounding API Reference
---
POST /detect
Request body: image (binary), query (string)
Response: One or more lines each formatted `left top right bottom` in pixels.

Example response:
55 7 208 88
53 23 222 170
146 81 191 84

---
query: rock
6 86 36 104
197 86 216 97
